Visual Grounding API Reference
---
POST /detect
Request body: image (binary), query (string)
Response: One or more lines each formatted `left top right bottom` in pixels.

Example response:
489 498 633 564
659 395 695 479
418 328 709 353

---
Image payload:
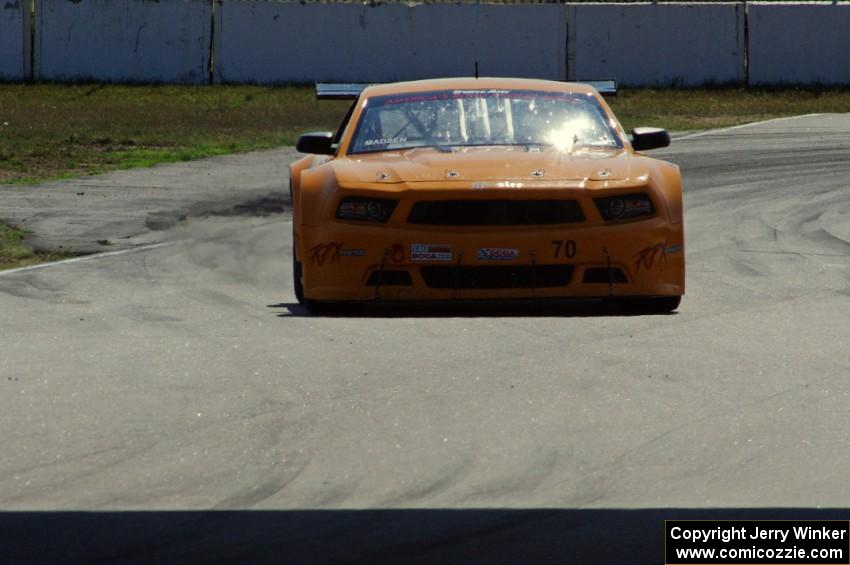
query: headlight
594 194 655 221
336 197 398 223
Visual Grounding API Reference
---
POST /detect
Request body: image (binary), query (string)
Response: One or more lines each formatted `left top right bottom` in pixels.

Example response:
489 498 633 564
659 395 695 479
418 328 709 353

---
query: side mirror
630 127 670 151
296 132 335 155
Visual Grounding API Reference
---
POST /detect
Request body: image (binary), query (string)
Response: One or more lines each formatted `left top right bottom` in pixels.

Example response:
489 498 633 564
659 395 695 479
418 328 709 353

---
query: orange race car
290 77 684 313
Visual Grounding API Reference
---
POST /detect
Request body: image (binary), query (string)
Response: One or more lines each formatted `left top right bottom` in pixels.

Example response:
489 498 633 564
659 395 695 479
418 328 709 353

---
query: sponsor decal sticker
634 241 681 272
411 243 452 262
477 247 519 261
377 90 578 108
471 181 524 190
364 136 407 146
310 241 343 266
339 248 365 257
453 89 510 95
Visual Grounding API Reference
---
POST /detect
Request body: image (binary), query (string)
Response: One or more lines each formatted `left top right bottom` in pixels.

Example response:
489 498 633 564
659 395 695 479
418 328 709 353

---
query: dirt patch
145 196 291 232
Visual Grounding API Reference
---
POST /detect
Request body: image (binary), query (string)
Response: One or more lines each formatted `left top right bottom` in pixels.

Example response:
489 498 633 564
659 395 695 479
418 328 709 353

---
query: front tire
292 229 349 315
292 232 305 304
612 296 681 314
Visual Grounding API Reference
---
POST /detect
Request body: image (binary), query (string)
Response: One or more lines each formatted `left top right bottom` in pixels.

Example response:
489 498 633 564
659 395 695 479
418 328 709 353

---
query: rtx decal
309 241 343 266
633 241 681 272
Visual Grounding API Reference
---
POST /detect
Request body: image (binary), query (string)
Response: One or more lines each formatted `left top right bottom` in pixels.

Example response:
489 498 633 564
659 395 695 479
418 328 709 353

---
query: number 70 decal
551 240 577 258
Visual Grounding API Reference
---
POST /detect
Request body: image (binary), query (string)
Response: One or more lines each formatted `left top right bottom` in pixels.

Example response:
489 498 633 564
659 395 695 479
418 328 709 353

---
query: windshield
348 89 622 154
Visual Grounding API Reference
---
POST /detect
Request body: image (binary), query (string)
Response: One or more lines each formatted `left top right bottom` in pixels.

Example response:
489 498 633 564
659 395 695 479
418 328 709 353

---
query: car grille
420 265 574 289
407 200 585 226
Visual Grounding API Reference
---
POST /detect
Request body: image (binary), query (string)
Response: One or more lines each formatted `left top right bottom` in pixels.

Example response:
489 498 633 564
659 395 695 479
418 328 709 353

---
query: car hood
333 146 646 184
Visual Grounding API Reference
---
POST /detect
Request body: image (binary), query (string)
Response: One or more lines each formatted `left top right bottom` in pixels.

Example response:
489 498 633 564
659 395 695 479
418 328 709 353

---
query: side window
332 99 358 147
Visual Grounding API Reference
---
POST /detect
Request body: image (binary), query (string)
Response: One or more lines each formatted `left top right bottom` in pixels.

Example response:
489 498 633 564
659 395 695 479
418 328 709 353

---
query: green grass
610 86 850 132
0 223 71 271
0 83 351 184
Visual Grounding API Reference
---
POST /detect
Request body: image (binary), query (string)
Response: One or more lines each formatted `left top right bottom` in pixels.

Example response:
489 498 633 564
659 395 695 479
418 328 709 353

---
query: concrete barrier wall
749 3 850 85
3 1 850 86
569 3 745 86
35 0 211 83
0 0 29 81
214 2 567 83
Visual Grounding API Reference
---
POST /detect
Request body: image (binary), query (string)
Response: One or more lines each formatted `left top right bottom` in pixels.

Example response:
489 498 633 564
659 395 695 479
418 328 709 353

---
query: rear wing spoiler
315 79 617 100
581 79 617 96
316 83 372 100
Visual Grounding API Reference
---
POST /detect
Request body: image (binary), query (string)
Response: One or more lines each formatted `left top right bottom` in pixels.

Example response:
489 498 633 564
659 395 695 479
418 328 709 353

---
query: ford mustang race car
290 77 684 313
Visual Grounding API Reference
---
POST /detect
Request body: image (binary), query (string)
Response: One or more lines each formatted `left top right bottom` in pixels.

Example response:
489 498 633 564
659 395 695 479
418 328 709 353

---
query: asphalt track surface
1 114 849 563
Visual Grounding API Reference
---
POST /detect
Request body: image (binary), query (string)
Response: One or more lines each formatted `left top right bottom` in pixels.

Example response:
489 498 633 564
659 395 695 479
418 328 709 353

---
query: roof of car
360 77 597 98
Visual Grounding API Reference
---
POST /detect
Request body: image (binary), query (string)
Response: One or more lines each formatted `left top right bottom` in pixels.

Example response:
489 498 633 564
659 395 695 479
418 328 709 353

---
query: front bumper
297 216 684 302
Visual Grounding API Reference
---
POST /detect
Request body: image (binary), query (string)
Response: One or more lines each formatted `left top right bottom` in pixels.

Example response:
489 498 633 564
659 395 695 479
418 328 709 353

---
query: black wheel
611 296 681 314
292 228 357 316
292 229 305 304
293 255 305 304
644 296 681 313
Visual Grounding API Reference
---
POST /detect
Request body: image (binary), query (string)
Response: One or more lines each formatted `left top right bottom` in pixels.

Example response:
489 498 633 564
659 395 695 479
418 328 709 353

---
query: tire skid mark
379 454 475 507
461 449 567 503
213 458 310 510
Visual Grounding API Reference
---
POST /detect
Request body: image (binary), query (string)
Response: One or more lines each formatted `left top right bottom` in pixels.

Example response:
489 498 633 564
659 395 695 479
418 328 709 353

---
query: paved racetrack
1 114 849 563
